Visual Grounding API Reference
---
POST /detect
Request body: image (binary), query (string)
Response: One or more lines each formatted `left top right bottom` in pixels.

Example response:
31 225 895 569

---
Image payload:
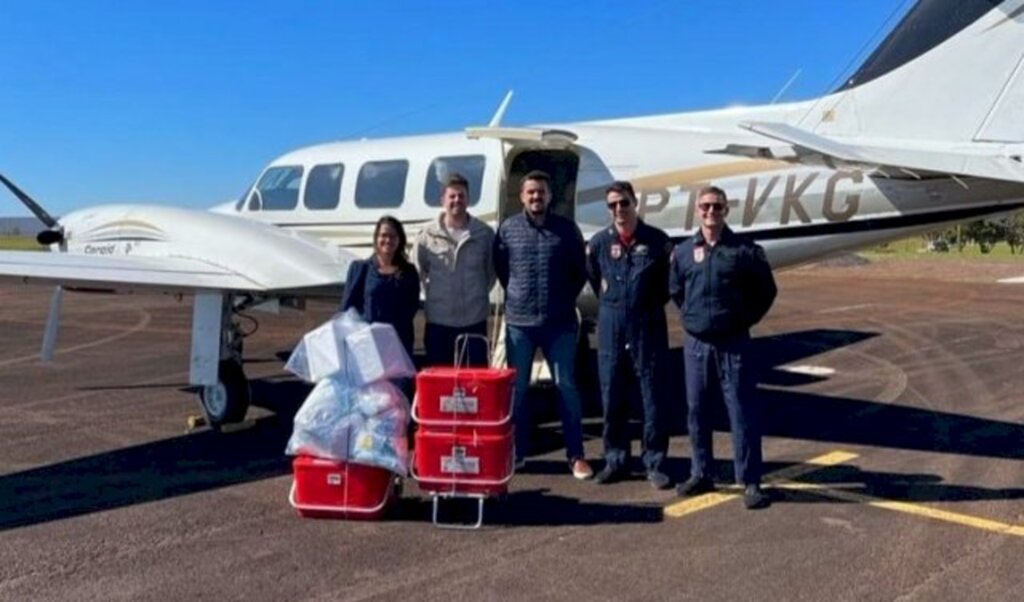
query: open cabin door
465 127 580 224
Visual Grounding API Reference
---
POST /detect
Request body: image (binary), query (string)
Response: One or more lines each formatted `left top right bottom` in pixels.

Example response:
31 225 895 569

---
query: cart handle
410 393 513 427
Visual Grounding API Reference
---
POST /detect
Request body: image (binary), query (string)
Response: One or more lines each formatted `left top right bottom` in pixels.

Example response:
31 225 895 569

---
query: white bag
285 378 411 475
285 378 362 460
343 323 416 386
284 309 367 382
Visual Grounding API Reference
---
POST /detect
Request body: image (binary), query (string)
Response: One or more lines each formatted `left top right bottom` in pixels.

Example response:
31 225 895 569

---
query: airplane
2 0 1023 430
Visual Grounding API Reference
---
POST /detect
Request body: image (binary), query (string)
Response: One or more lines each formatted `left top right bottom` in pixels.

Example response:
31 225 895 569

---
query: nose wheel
199 359 251 429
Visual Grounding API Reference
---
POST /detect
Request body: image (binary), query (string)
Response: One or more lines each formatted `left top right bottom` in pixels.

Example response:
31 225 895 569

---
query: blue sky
0 1 912 217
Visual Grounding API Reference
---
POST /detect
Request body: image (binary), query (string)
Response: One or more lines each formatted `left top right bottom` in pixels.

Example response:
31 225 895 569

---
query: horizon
1 1 912 217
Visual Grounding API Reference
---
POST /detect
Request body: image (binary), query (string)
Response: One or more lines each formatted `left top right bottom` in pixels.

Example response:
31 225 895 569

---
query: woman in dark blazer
341 215 420 361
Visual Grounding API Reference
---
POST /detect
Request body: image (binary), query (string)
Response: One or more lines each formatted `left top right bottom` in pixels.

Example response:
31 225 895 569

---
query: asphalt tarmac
1 258 1022 601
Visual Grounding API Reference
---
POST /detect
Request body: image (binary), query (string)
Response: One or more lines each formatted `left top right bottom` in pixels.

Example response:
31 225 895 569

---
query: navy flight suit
586 220 672 474
669 226 776 486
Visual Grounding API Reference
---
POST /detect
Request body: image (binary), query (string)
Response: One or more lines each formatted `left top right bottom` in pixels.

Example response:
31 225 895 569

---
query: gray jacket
413 214 496 327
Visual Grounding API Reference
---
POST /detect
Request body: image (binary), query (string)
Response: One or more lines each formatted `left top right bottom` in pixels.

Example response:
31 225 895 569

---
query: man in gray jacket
414 173 496 367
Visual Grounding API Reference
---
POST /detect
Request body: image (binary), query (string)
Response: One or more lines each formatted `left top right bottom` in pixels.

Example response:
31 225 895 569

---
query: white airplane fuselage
206 111 1024 272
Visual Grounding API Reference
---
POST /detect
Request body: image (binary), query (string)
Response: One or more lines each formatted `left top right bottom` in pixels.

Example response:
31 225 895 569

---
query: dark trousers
599 340 666 473
424 321 489 367
683 334 763 485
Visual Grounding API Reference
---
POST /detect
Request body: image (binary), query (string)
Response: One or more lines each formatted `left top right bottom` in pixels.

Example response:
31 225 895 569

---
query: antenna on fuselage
770 69 802 104
488 90 514 127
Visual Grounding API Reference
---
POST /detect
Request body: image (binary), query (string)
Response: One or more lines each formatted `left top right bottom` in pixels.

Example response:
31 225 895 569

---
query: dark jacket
341 256 421 356
586 220 671 313
494 210 587 328
669 226 776 341
587 219 672 362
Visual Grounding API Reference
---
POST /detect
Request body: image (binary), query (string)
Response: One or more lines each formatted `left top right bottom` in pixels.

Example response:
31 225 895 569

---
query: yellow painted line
664 450 858 518
797 482 1024 538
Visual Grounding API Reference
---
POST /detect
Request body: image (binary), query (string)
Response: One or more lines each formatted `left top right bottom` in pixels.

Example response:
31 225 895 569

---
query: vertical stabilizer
803 0 1024 143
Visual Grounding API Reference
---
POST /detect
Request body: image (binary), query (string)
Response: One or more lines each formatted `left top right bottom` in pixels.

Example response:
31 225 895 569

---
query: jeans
506 323 585 462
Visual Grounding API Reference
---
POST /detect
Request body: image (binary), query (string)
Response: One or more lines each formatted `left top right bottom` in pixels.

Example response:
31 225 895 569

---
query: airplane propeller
0 173 64 245
0 173 66 361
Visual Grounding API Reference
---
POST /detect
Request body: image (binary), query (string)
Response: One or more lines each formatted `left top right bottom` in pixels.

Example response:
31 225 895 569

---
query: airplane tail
804 0 1024 144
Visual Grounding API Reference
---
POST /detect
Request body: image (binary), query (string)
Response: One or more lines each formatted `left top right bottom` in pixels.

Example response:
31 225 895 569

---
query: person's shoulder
726 231 768 263
670 235 695 263
499 212 525 232
417 214 443 238
589 226 614 246
551 213 584 239
346 257 370 277
469 216 495 237
639 221 670 244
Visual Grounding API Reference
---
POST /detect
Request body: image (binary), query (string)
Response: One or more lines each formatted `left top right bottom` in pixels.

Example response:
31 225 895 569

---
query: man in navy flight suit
670 185 777 509
587 180 673 489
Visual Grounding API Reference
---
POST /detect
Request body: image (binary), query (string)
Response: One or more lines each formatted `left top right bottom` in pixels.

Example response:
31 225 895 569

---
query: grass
0 235 45 251
864 238 1024 260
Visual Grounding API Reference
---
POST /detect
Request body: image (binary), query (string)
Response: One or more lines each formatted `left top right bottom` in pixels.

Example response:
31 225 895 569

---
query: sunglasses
698 203 726 213
607 199 632 209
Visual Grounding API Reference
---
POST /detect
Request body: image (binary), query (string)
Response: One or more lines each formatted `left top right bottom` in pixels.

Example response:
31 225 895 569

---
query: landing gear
189 291 259 430
199 359 251 428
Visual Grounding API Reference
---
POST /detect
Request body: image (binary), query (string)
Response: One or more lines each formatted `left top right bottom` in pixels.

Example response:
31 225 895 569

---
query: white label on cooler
327 473 343 486
441 445 480 474
440 390 479 413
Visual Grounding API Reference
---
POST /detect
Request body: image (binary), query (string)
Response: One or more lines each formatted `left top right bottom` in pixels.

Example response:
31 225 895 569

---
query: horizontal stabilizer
731 121 1024 183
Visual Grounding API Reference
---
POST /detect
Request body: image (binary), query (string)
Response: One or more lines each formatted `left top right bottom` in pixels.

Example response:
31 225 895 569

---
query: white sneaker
571 458 594 480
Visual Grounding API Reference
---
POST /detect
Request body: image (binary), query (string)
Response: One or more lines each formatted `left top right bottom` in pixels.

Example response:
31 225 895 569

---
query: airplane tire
199 360 251 428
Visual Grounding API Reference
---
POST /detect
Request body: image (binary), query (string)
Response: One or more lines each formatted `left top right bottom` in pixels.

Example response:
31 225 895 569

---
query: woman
341 215 420 362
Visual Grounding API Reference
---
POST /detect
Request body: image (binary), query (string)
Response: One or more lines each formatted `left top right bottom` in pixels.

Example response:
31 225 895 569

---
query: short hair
605 180 637 204
443 172 470 194
697 185 727 203
520 170 551 191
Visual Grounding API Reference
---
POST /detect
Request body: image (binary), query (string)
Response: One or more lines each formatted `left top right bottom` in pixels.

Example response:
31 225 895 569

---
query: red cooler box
289 456 394 520
413 423 514 496
414 367 516 429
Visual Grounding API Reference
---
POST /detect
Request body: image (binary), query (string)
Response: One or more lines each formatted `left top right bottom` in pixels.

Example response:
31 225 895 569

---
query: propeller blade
0 173 58 229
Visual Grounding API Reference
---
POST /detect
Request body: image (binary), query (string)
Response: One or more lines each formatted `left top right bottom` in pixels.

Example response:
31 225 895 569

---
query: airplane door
504 149 580 222
464 127 580 224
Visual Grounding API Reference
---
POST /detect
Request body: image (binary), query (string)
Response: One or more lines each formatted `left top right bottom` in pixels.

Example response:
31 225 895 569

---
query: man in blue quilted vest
493 170 593 480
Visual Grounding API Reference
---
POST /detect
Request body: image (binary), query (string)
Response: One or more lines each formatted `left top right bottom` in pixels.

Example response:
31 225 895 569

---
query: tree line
923 211 1024 254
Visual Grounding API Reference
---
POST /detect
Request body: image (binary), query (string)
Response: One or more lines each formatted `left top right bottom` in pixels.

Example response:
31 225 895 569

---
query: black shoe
675 475 715 497
743 484 771 510
646 469 672 490
594 465 626 485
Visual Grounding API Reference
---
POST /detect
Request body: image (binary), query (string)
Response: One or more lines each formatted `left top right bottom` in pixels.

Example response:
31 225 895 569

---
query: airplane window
255 165 304 210
355 160 408 208
305 163 344 210
424 155 485 207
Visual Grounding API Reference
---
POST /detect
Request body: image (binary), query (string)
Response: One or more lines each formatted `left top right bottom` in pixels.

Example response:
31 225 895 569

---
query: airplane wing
0 250 346 296
720 121 1024 183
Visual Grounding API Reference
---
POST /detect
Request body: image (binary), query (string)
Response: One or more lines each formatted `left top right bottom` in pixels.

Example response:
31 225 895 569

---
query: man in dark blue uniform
669 185 777 509
587 181 672 489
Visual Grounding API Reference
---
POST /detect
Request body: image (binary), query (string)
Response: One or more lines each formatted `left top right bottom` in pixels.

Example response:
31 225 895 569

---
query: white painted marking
818 303 874 314
997 276 1024 284
781 364 836 376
